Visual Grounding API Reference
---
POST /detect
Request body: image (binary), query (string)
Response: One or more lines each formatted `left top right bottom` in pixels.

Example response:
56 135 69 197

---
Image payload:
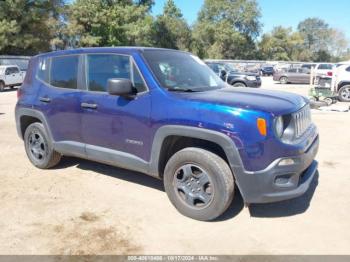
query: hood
228 71 258 77
175 87 307 116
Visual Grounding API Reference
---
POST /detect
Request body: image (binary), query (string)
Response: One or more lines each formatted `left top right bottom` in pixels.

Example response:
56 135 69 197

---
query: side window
5 68 11 75
50 56 79 89
11 67 19 74
37 58 49 83
86 54 146 93
288 69 297 73
346 66 350 72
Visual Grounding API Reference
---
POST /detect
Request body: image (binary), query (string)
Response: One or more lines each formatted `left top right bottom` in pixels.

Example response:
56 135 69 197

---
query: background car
273 68 311 84
0 65 25 92
334 64 350 102
206 62 261 88
314 63 334 77
260 66 274 76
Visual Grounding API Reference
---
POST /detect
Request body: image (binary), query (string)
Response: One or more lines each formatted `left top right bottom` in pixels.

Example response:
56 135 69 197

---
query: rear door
36 55 85 156
81 53 151 161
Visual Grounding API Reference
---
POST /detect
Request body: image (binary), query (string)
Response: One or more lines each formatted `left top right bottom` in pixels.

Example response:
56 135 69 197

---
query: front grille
293 105 312 138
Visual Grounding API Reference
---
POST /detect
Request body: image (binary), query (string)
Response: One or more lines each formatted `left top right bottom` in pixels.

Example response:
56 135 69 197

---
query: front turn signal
257 118 267 136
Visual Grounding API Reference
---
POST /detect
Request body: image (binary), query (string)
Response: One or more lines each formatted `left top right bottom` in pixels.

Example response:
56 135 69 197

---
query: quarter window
50 56 79 89
86 54 146 93
37 58 49 83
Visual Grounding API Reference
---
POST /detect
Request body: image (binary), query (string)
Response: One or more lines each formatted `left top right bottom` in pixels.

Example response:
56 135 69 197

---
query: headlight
274 116 284 138
246 76 256 81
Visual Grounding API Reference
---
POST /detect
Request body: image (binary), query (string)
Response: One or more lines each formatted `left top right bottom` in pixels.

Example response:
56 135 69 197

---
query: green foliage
66 0 154 48
192 0 261 59
0 0 65 55
258 26 304 61
0 0 348 62
153 0 192 50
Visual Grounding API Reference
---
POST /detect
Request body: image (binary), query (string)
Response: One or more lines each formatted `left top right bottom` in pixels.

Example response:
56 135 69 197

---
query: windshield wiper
167 87 196 92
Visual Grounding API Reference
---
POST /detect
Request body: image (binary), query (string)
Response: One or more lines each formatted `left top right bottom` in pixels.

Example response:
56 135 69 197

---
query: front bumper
246 79 262 88
235 135 319 204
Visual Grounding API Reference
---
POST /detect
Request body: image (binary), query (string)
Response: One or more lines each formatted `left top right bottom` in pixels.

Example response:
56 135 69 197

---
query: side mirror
107 78 134 97
219 70 227 79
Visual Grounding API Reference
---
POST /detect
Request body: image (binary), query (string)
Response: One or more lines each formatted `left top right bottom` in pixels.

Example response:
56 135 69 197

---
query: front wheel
280 76 288 84
232 82 246 87
164 148 234 221
338 85 350 102
0 82 4 92
24 122 62 169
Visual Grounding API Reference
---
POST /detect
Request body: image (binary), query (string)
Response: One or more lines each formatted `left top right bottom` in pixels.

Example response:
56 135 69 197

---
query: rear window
50 56 79 89
318 64 333 70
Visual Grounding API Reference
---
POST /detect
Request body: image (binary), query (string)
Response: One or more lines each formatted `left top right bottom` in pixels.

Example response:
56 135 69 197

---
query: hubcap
341 87 350 100
173 164 213 209
28 131 47 161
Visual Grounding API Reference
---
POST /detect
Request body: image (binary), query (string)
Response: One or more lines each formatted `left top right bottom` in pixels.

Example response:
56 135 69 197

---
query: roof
35 46 186 58
0 65 18 68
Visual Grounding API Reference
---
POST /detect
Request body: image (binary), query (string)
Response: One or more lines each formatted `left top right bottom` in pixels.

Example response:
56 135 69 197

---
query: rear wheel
164 147 234 221
279 76 288 84
24 122 62 169
338 85 350 102
232 82 246 87
0 82 5 92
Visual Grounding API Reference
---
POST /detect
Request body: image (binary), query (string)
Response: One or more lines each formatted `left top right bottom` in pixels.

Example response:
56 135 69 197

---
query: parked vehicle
0 65 25 92
334 64 350 102
314 63 334 77
273 68 311 84
206 62 261 88
16 48 319 221
260 66 274 76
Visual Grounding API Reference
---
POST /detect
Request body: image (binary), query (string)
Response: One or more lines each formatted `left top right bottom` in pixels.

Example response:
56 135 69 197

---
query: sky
151 0 350 40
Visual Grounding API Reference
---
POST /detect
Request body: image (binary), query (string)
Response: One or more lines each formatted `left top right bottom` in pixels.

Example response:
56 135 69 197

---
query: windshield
143 50 226 91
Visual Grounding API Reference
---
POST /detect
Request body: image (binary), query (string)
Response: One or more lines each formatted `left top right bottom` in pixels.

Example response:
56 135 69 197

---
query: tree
0 0 65 55
192 0 261 59
258 26 304 61
67 0 154 48
153 0 191 50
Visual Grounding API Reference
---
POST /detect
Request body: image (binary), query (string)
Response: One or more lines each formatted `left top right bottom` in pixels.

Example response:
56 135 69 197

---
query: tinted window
11 67 19 73
318 64 333 70
50 56 79 89
346 66 350 72
87 54 146 93
288 69 297 73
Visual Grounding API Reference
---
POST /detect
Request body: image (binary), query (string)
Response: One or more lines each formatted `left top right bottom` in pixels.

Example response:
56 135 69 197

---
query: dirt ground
0 77 350 255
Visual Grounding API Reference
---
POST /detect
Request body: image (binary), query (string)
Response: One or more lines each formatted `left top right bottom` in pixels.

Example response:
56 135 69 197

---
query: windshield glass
143 50 226 91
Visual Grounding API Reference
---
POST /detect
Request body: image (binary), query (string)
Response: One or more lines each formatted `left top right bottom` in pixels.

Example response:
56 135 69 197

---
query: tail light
17 88 22 100
327 71 333 76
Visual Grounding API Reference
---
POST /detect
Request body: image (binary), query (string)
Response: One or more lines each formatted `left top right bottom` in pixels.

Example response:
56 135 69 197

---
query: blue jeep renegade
15 47 319 221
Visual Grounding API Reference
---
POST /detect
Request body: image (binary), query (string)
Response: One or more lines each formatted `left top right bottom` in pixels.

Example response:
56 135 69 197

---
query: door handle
81 102 98 109
39 97 51 103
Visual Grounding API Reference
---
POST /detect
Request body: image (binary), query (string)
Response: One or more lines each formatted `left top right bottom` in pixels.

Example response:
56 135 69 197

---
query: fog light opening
275 174 293 185
278 158 296 166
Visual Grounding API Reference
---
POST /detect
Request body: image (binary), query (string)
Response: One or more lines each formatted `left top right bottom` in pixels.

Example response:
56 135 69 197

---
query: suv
206 61 261 88
15 48 319 221
334 64 350 102
0 65 25 92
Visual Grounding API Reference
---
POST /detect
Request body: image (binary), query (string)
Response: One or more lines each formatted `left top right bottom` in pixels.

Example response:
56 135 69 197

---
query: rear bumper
235 135 319 204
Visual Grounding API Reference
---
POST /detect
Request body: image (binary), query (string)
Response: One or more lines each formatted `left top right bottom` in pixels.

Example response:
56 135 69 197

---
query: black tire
24 122 62 169
232 82 246 87
279 76 288 84
0 81 5 92
338 85 350 102
164 147 234 221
